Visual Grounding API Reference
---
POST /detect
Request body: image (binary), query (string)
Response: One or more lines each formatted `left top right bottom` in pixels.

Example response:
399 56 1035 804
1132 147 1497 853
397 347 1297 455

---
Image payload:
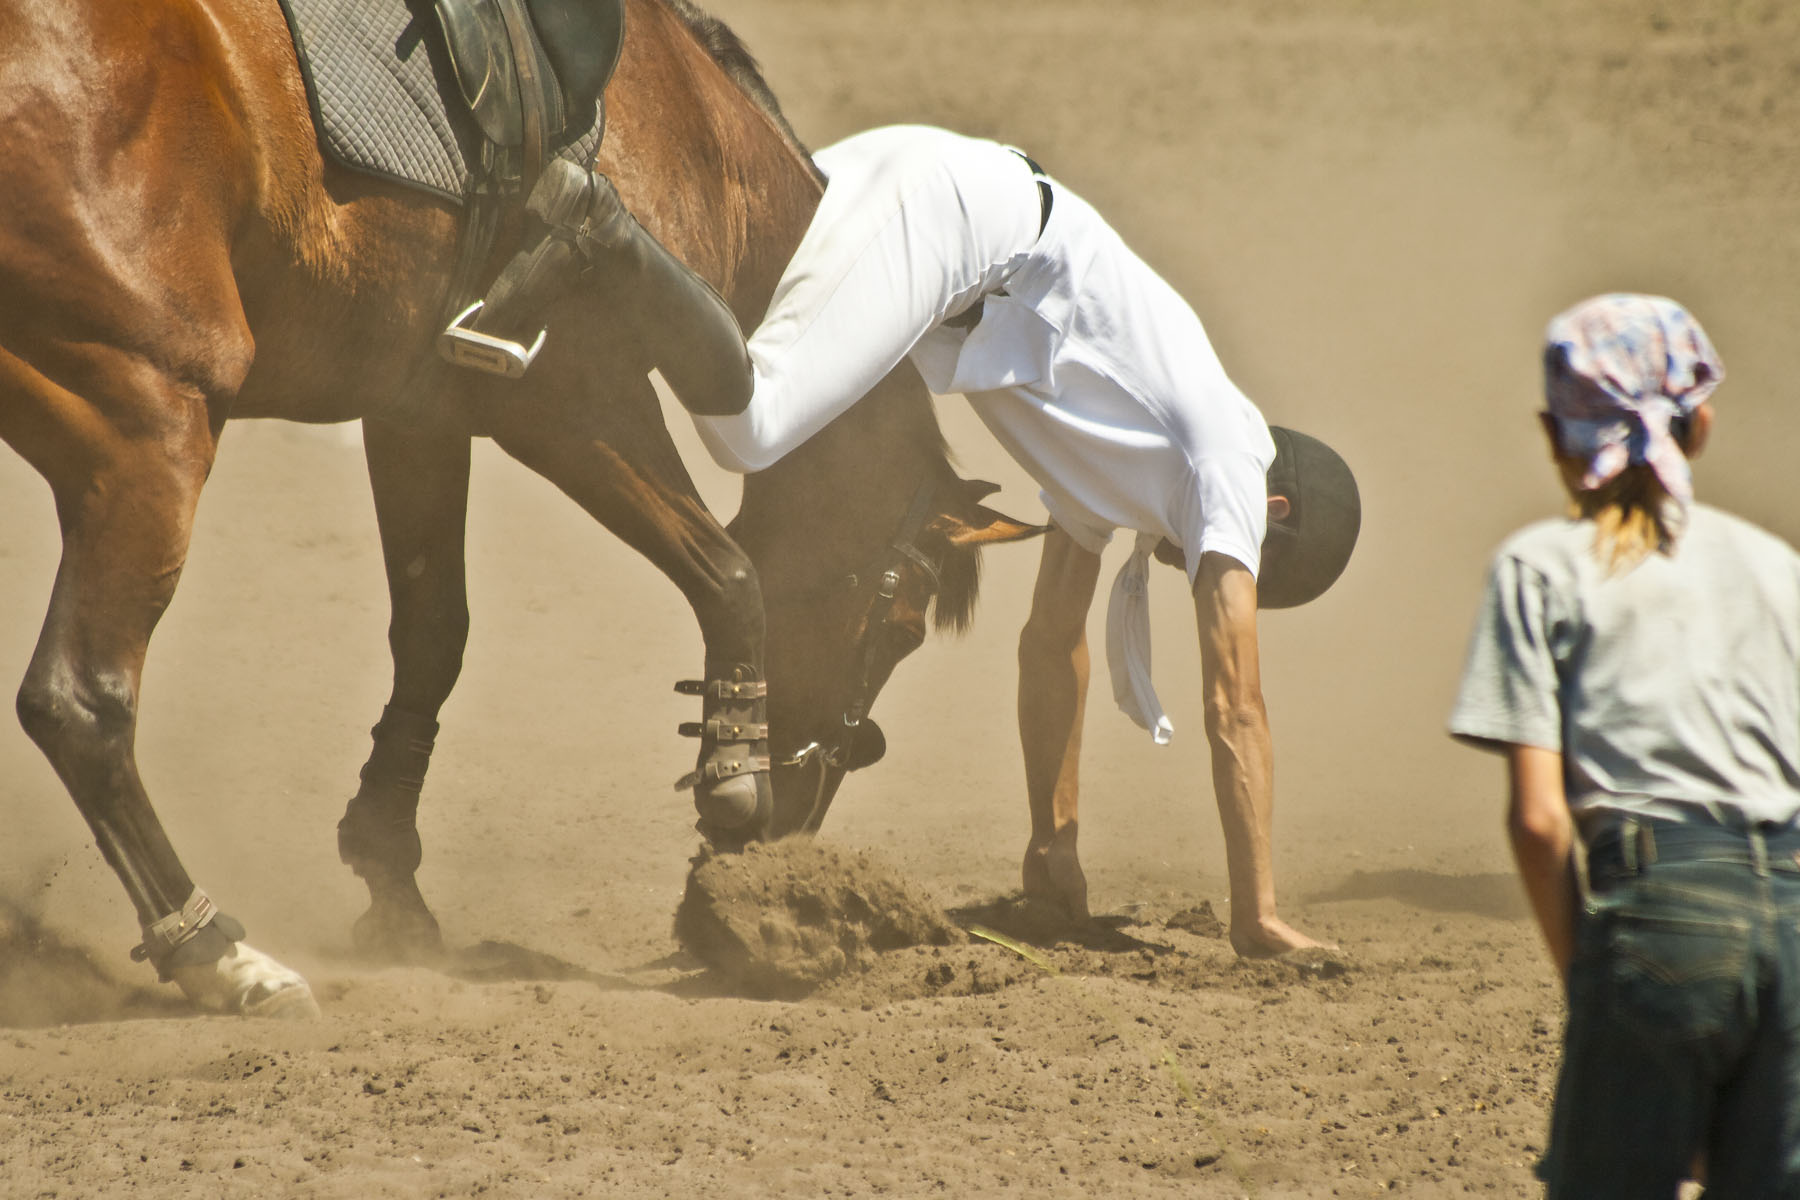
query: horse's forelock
927 435 983 636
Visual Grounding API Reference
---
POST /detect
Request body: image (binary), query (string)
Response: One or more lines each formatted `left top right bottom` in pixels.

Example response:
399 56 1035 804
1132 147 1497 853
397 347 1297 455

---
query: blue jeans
1542 819 1800 1199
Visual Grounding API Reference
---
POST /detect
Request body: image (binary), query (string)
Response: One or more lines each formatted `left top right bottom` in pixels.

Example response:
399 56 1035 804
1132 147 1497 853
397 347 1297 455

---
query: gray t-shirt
1449 504 1800 828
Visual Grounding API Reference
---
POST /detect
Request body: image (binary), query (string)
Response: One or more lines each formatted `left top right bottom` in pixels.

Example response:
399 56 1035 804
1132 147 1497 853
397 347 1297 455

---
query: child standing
1450 293 1800 1196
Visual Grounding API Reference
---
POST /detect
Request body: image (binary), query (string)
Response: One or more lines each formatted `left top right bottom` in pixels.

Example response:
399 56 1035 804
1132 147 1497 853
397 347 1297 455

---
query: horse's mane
661 0 818 171
666 0 980 634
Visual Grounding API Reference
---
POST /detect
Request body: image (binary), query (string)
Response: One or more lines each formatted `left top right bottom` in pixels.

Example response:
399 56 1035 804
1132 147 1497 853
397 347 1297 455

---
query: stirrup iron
438 300 548 378
437 160 598 379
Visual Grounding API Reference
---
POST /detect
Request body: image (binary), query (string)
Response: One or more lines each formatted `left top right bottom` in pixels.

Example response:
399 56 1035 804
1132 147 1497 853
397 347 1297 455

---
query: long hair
1565 461 1679 574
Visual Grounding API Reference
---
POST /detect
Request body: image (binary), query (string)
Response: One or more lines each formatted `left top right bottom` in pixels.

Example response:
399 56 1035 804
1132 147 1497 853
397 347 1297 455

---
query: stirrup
438 160 600 379
438 300 548 378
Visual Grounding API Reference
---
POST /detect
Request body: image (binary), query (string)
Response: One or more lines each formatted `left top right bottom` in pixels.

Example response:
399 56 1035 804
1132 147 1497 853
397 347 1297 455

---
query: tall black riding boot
475 160 754 416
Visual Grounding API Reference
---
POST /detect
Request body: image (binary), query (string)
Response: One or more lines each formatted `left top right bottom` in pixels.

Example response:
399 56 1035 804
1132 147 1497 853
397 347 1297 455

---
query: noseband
780 477 942 792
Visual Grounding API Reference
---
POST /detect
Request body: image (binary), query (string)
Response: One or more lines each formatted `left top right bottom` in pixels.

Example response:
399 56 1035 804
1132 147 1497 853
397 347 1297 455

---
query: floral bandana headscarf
1543 293 1724 537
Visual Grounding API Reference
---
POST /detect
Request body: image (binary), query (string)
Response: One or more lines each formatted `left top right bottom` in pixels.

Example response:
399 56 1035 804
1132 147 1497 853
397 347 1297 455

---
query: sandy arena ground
4 1 1799 1195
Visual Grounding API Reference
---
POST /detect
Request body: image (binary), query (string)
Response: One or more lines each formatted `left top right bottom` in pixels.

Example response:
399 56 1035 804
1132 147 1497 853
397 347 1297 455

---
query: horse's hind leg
0 354 319 1018
337 415 473 962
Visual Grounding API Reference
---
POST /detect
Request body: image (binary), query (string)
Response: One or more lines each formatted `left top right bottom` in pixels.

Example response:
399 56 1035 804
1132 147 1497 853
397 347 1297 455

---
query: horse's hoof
170 942 321 1019
352 903 444 965
695 774 761 828
695 772 773 852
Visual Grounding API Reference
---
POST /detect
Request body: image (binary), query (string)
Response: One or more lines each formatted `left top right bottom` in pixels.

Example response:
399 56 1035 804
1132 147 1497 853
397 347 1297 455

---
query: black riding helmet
1257 427 1361 609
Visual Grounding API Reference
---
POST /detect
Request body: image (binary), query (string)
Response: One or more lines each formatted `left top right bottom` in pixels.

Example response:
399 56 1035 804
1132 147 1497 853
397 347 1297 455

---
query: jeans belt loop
1620 816 1639 875
1752 827 1770 877
1637 820 1658 869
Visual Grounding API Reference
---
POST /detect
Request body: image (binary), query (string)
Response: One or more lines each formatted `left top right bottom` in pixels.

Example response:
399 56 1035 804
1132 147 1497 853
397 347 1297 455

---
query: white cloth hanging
1106 531 1175 744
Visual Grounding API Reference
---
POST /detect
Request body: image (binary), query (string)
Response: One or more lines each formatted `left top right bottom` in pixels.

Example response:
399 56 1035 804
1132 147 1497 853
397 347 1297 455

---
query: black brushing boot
675 664 773 848
457 159 755 416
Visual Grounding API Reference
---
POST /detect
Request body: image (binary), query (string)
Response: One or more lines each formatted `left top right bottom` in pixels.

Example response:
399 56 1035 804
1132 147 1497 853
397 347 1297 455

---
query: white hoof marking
171 942 322 1019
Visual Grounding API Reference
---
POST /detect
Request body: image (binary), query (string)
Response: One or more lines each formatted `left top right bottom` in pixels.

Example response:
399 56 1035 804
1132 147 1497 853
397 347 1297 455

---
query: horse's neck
741 365 946 550
634 0 823 322
637 0 947 529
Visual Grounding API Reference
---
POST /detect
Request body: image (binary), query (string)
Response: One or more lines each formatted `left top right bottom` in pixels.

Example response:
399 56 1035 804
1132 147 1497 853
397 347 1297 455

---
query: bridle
777 476 943 827
780 476 941 768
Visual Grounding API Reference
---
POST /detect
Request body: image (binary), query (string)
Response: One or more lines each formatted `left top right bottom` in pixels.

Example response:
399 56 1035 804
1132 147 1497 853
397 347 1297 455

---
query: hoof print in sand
676 840 964 997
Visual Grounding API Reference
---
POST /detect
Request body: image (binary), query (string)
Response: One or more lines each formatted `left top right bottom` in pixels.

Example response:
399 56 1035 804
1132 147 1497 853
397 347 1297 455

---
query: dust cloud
2 1 1795 1194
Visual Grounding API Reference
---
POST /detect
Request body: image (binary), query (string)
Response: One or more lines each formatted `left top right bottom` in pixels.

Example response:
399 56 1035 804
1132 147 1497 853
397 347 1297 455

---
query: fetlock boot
464 159 754 416
674 663 772 850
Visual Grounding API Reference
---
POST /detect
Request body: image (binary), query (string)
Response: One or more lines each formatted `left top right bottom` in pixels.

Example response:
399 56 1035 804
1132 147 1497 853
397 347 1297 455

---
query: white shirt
697 126 1275 740
908 179 1273 578
907 164 1275 741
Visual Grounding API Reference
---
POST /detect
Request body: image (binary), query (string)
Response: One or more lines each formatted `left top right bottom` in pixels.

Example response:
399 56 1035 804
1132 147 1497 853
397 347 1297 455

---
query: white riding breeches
691 126 1041 473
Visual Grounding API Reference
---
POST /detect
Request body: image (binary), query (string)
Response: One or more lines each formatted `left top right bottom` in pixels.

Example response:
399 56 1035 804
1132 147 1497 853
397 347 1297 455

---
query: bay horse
0 0 1032 1015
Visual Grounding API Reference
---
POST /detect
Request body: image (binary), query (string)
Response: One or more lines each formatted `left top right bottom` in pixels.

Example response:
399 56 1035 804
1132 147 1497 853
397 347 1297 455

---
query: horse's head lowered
731 367 1041 836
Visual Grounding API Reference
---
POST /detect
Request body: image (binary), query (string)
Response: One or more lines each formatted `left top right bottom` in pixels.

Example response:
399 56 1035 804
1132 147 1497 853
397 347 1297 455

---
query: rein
779 476 941 801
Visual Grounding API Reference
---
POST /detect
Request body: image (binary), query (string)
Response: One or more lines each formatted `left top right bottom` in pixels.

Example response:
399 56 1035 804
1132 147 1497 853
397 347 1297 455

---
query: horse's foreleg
337 415 473 961
2 355 318 1017
485 371 768 847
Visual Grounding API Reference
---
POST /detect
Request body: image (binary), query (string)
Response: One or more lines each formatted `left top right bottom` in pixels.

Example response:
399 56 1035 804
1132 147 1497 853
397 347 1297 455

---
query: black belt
1012 150 1053 237
942 152 1053 333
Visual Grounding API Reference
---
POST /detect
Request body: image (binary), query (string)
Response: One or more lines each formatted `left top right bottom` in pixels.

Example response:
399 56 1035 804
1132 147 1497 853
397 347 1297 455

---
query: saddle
432 0 626 377
436 0 621 190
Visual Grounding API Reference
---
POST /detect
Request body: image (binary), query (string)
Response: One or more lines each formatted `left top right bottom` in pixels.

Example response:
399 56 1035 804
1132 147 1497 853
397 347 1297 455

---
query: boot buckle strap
678 719 769 742
130 888 219 964
674 754 772 792
673 678 768 700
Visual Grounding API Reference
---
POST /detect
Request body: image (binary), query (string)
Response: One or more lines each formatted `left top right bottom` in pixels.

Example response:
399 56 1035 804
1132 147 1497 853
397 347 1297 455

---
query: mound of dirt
675 839 965 997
